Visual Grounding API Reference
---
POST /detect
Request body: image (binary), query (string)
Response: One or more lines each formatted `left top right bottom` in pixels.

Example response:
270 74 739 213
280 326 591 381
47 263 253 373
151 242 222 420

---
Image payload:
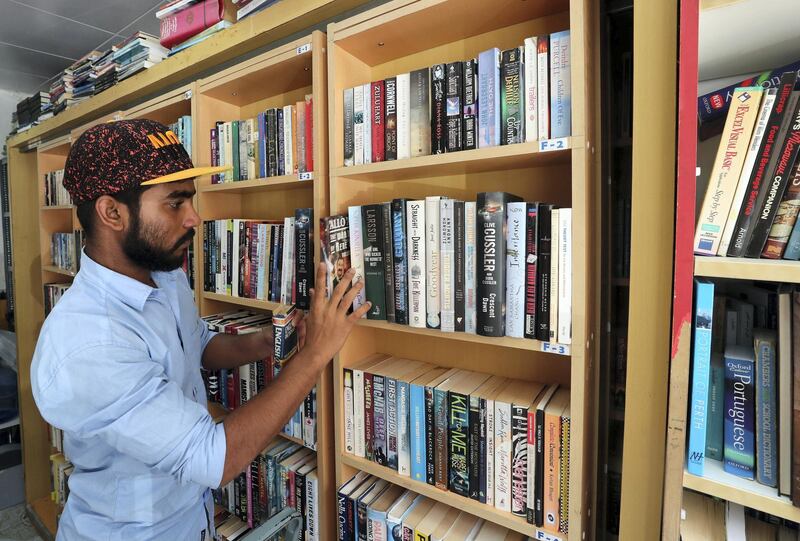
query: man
31 119 371 539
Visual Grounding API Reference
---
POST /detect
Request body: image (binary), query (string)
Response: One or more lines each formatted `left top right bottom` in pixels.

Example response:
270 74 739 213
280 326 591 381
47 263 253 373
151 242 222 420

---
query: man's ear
95 195 127 233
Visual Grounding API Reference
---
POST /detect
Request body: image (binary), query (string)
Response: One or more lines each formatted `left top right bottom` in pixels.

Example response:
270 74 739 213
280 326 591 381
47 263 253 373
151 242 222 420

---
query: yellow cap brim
141 165 232 186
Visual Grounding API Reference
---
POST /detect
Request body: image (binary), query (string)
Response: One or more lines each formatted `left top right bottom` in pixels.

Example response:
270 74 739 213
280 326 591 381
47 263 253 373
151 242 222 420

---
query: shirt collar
78 249 156 312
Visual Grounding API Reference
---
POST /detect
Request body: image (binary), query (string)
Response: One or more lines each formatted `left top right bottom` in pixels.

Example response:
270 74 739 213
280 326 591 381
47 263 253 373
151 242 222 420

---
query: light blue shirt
31 251 226 540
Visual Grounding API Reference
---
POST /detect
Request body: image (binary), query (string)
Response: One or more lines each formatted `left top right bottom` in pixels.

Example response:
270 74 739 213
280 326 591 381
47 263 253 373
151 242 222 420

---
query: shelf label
538 137 569 153
531 531 564 541
298 172 313 181
296 43 312 55
541 342 570 356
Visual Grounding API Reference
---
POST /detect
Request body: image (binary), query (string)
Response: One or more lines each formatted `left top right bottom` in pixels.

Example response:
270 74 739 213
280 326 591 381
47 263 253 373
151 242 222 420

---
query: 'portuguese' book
723 345 756 480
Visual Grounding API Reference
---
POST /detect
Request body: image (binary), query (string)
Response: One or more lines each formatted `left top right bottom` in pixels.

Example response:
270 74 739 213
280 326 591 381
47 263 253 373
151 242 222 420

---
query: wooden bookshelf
29 495 58 541
199 174 314 194
327 1 597 539
41 266 76 278
694 255 800 283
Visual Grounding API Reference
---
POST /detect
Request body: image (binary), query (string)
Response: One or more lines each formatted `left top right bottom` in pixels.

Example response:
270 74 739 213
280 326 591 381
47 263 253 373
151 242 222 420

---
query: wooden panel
29 496 57 540
125 83 193 125
694 256 800 283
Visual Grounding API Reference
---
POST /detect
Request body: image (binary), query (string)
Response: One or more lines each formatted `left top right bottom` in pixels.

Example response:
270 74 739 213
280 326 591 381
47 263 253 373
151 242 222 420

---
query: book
344 368 356 456
363 83 372 165
723 345 756 479
448 371 491 497
478 48 501 148
446 62 464 152
536 205 554 341
549 30 571 139
531 384 559 526
470 375 507 503
366 485 404 541
282 106 293 176
399 497 436 541
687 279 715 476
385 77 398 161
543 389 570 529
382 203 396 324
363 204 388 319
778 288 792 497
276 109 285 176
537 36 550 141
557 208 572 344
385 491 417 540
501 47 524 145
426 196 442 329
397 73 411 160
465 201 477 334
266 109 278 177
463 59 478 151
354 85 365 166
706 353 724 461
354 354 391 459
392 199 409 325
505 202 526 338
524 202 539 339
321 215 351 298
453 201 466 333
412 502 450 541
558 405 571 535
792 292 800 504
349 205 368 312
410 68 431 157
753 329 777 487
549 210 559 341
159 0 230 49
372 80 386 162
294 208 313 310
763 161 800 258
431 64 447 154
440 198 455 332
524 37 539 143
693 87 764 255
407 200 427 328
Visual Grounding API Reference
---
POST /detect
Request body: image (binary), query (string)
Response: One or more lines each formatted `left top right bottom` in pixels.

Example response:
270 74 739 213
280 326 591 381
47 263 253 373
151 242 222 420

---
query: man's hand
302 262 372 368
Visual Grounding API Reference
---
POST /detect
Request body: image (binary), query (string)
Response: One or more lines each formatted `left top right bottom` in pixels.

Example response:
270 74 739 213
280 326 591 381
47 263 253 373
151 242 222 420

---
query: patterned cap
62 119 229 204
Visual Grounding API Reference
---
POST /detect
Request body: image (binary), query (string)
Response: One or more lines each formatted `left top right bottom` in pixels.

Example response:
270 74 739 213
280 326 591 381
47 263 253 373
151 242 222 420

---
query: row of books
51 230 84 273
44 283 71 317
200 308 316 448
210 98 314 184
688 279 800 505
169 115 193 160
213 438 320 539
694 71 800 259
337 474 532 541
681 490 800 539
202 210 314 309
342 353 571 532
43 169 71 207
50 452 73 508
13 92 51 133
321 193 572 342
342 31 571 167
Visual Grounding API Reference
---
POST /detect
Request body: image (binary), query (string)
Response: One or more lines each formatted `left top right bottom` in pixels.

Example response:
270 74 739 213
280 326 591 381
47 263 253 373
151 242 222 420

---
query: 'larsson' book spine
477 192 522 336
724 345 756 480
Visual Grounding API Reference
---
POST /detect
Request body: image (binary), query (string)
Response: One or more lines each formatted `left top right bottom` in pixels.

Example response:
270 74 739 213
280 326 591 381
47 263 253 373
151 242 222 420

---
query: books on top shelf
686 278 800 506
43 169 71 207
341 353 571 533
44 283 71 317
341 31 571 167
113 32 169 82
321 194 572 345
210 96 314 183
50 230 84 273
694 71 800 260
158 0 236 50
169 115 193 160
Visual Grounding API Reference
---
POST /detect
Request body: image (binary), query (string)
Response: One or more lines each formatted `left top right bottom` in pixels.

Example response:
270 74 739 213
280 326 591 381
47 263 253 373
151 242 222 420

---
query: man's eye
169 201 181 209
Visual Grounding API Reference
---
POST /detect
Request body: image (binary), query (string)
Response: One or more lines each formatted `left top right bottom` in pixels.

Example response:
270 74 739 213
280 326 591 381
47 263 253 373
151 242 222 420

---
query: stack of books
236 0 282 21
322 193 572 343
43 283 71 316
92 50 118 96
168 115 193 160
157 0 236 53
49 68 75 116
14 92 51 132
113 32 169 81
210 96 314 183
341 31 571 166
49 452 73 508
342 354 571 533
43 169 71 207
50 230 84 273
70 51 104 102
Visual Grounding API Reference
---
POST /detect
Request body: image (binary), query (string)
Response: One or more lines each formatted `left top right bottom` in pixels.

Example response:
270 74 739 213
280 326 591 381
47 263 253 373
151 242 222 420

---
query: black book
446 62 464 152
203 221 211 291
462 59 478 150
344 89 355 166
266 108 278 177
384 77 398 161
727 72 798 256
448 390 471 497
362 204 387 319
468 393 482 500
501 47 525 145
510 405 528 517
391 198 409 324
745 95 800 257
524 203 539 339
381 203 396 323
227 222 233 294
476 191 522 337
294 208 314 310
431 64 447 154
424 386 436 485
536 205 554 341
277 108 285 176
453 200 466 332
238 220 246 297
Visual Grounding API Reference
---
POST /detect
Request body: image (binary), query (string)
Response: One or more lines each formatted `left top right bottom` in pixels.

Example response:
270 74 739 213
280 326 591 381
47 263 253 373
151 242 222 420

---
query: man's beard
122 211 194 272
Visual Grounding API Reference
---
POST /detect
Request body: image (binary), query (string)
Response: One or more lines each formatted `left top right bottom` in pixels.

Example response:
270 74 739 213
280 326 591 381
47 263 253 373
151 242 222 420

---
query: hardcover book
724 345 756 479
754 329 777 487
385 77 398 161
463 59 478 151
348 205 368 312
362 204 387 319
397 73 411 160
505 202 526 338
382 203 396 324
372 80 386 162
392 199 409 325
500 47 524 145
549 30 571 139
406 200 427 328
294 208 313 310
410 67 431 157
431 64 447 154
320 215 351 298
446 62 464 152
478 48 501 148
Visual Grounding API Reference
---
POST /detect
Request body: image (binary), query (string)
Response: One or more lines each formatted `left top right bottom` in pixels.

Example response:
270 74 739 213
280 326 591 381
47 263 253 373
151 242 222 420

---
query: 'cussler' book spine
463 59 478 151
392 199 409 325
449 390 471 497
294 208 313 310
501 47 524 145
446 62 464 152
431 64 447 154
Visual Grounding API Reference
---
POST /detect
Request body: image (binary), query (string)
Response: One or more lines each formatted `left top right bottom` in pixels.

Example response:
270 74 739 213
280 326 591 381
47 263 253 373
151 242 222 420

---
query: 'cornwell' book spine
362 204 387 319
500 47 524 145
446 61 464 152
294 208 313 310
463 58 478 151
384 77 398 161
449 390 471 497
392 199 409 325
431 64 447 154
724 346 756 479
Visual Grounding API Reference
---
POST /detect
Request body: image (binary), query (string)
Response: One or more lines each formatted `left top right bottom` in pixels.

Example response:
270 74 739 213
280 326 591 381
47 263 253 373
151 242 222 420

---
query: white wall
0 88 28 294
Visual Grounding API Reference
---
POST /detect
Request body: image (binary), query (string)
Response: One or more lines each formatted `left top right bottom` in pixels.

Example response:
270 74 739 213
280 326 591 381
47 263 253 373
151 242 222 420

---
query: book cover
397 73 411 160
433 384 449 490
511 404 529 517
763 161 800 258
537 36 550 141
454 201 466 332
280 216 295 304
477 192 522 336
425 385 436 486
410 379 427 483
364 373 375 462
385 77 398 161
320 215 351 298
446 62 464 152
693 87 764 255
449 390 472 497
344 368 355 455
754 329 777 487
382 203 396 324
478 48 501 148
397 378 411 476
687 278 714 476
501 47 524 145
407 200 427 328
425 196 441 329
373 374 388 466
283 105 293 176
276 108 285 176
159 0 227 48
723 345 756 479
232 120 241 181
549 209 559 341
549 30 571 139
784 214 800 259
557 208 572 344
505 202 526 338
465 201 477 334
431 64 447 154
410 67 431 157
372 80 386 162
524 202 539 339
354 85 365 166
392 199 409 325
297 100 307 174
386 375 399 470
494 398 513 512
440 198 455 332
463 59 478 151
349 205 368 312
294 208 313 310
266 109 278 177
559 408 571 534
524 37 539 143
362 204 387 319
468 393 482 501
363 83 372 165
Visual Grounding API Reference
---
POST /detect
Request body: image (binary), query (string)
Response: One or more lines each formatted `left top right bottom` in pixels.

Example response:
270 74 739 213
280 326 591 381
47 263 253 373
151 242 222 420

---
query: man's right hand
301 262 372 368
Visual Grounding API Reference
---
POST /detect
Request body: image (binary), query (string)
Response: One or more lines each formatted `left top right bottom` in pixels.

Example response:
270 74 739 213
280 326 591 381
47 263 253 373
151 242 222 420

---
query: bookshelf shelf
694 255 800 283
29 496 58 540
207 401 310 449
41 266 76 277
200 175 313 195
683 461 800 523
201 291 284 312
40 205 74 211
340 453 555 538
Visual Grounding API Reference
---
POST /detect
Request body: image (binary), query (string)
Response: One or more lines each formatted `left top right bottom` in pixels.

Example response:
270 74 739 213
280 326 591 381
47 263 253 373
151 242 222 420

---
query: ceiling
0 0 162 95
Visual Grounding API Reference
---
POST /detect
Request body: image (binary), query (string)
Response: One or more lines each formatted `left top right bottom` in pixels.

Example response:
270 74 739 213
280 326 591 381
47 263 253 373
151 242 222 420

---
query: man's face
121 179 200 272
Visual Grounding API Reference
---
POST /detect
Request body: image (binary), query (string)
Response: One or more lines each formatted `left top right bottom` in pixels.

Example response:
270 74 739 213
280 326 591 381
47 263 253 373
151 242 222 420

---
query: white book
353 85 365 166
344 370 355 454
425 196 441 329
407 200 427 328
557 208 572 344
537 36 550 141
231 219 240 297
348 205 368 312
353 367 366 457
524 37 539 143
465 201 477 334
246 119 256 180
363 83 372 164
281 217 295 304
223 122 234 182
549 209 559 341
397 380 411 476
220 220 229 295
397 73 411 160
485 396 495 506
505 202 526 338
440 198 455 332
306 470 319 541
718 88 777 255
494 399 512 512
282 105 294 176
549 30 571 139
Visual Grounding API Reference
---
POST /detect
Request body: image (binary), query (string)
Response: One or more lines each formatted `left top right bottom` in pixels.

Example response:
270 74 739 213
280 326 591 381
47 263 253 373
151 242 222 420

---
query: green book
231 120 240 181
361 204 387 319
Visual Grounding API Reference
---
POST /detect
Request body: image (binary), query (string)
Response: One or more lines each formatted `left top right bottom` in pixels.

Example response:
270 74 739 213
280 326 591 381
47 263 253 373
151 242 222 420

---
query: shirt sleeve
33 342 227 489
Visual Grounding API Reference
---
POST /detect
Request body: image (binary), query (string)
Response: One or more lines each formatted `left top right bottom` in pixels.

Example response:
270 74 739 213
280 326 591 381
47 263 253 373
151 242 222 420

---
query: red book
364 372 375 461
371 81 385 162
159 0 229 49
304 95 314 172
228 368 238 409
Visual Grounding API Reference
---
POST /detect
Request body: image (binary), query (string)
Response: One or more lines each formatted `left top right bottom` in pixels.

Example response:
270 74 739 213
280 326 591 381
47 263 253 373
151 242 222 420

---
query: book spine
494 401 512 512
706 354 725 461
536 205 553 341
448 390 471 497
524 203 539 338
392 199 409 325
454 201 466 332
256 113 266 179
763 160 800 258
384 77 398 161
425 196 441 329
281 217 295 304
373 375 387 465
524 38 538 143
410 383 427 482
297 100 306 174
486 397 495 506
526 408 536 524
277 109 286 176
478 48 501 148
477 192 516 336
364 372 375 461
410 68 431 157
557 208 572 344
501 47 524 145
537 36 550 140
505 202 526 338
232 120 241 181
363 83 372 165
548 212 558 341
549 31 571 139
465 201 477 333
210 127 220 183
267 110 278 177
463 58 478 151
397 380 411 476
446 62 464 152
543 409 562 530
755 333 778 487
363 204 387 319
354 85 365 166
424 386 436 485
344 369 355 455
559 415 571 534
382 203 396 323
304 95 313 172
354 368 366 458
344 88 355 166
440 198 455 332
784 215 800 260
283 106 293 177
348 205 368 312
407 200 427 328
397 73 411 160
159 0 222 48
372 80 385 162
468 394 482 500
724 354 755 479
386 376 399 470
434 387 449 490
792 293 800 505
511 405 528 517
431 64 447 154
294 208 313 310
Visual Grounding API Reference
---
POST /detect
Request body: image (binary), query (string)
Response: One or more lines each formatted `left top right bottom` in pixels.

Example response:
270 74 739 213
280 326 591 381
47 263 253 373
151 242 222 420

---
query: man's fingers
330 268 355 307
339 279 365 314
296 318 307 351
313 262 327 307
349 301 372 322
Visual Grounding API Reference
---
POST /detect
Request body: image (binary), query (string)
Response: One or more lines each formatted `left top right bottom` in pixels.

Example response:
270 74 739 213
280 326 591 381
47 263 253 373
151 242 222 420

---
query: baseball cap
62 118 230 205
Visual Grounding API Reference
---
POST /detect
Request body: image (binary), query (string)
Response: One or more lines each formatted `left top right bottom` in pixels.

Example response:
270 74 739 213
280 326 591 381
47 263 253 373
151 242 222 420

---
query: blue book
257 112 267 179
392 199 408 325
724 345 756 479
219 368 228 408
409 379 427 482
396 380 411 476
549 30 572 138
687 279 715 476
754 329 778 486
478 48 501 148
784 217 800 260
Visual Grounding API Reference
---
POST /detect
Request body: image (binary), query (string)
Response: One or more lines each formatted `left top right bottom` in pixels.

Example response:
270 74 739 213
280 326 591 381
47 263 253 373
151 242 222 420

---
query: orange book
543 389 569 532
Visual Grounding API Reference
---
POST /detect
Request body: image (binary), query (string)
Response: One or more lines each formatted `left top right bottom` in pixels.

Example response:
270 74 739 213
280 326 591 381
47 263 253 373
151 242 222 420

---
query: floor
0 504 43 541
